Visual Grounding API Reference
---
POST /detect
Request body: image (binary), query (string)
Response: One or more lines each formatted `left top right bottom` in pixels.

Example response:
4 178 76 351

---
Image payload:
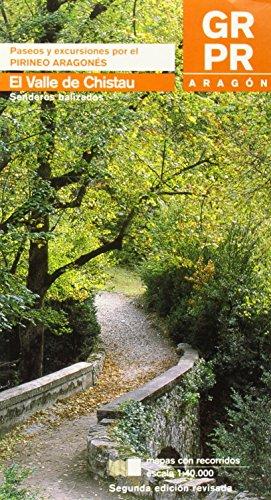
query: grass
104 267 145 297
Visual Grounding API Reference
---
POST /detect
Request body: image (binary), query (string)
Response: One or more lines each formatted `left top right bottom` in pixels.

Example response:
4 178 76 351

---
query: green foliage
111 360 214 458
0 294 100 387
2 0 240 379
111 400 154 457
142 224 271 389
0 465 36 500
142 223 271 495
0 270 36 333
211 388 271 497
0 0 185 360
141 259 195 317
43 295 100 374
182 359 215 406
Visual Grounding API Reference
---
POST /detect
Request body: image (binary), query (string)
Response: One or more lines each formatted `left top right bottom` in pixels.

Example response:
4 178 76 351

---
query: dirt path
4 292 178 500
96 292 178 380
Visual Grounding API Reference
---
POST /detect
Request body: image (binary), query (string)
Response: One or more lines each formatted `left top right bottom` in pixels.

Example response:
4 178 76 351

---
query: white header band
0 43 175 72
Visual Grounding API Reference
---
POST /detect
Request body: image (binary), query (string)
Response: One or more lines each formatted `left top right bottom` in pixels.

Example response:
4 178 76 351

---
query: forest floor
1 273 178 500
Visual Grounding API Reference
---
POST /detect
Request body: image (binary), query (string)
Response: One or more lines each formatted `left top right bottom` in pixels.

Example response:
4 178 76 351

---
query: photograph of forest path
1 276 179 499
0 0 271 499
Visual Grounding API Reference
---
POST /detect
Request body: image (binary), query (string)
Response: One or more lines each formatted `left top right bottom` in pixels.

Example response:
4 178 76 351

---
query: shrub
211 388 271 497
43 295 100 374
141 224 271 495
141 261 194 317
141 225 271 390
0 294 100 389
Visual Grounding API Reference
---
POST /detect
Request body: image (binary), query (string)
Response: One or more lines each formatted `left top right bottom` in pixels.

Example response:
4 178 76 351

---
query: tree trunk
18 4 59 382
19 99 54 382
20 235 49 381
19 322 45 382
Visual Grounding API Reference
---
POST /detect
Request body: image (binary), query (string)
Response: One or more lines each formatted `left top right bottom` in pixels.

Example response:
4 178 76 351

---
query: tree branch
89 3 108 19
47 239 121 286
10 236 27 274
0 94 11 115
164 157 214 184
0 207 28 233
49 0 113 18
55 180 90 209
133 152 161 182
0 154 10 173
0 160 102 233
0 0 13 41
4 132 43 147
47 210 135 286
50 149 96 190
50 169 84 189
0 119 39 173
158 190 193 196
0 177 92 230
132 0 138 36
160 139 167 181
46 0 67 12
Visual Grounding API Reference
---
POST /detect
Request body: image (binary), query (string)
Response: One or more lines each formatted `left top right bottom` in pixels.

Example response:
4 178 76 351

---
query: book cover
0 1 270 499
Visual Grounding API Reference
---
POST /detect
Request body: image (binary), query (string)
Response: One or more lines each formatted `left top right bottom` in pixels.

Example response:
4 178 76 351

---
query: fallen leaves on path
0 355 174 465
26 355 174 425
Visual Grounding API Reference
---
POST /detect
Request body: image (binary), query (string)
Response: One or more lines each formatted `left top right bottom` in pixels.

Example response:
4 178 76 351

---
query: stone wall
87 344 201 483
0 342 105 434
